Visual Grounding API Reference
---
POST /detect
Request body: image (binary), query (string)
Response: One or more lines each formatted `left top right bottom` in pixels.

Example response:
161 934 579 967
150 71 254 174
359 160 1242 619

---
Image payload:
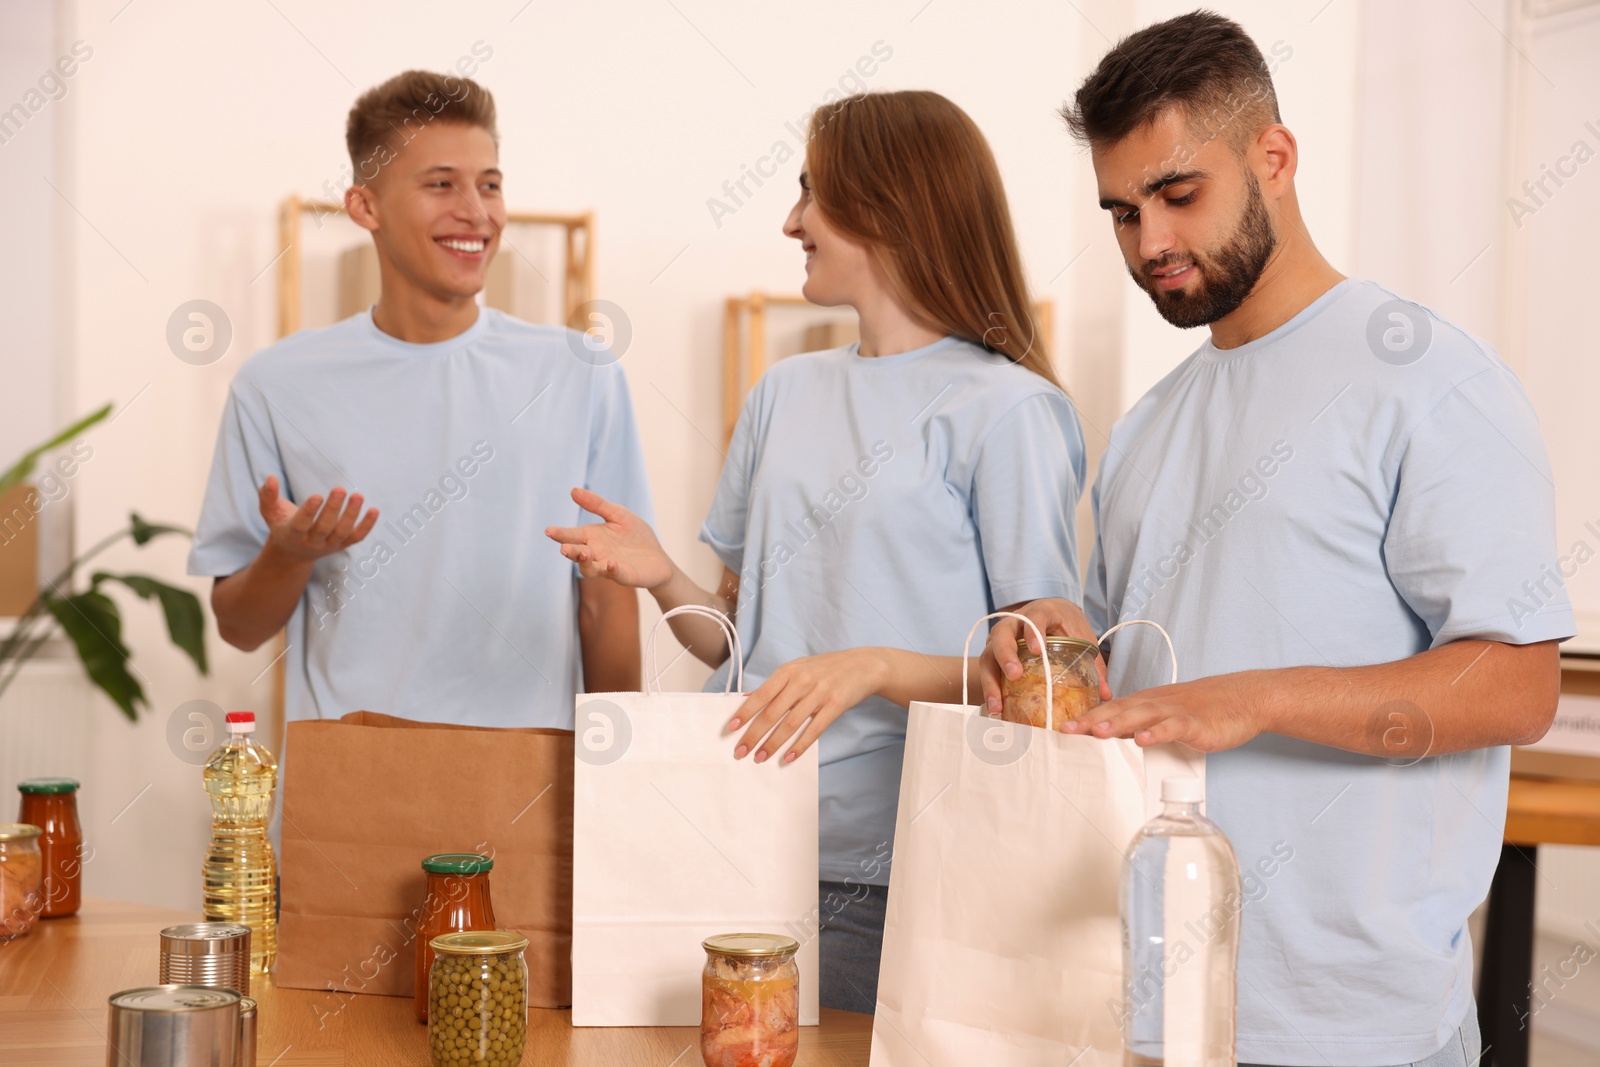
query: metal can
160 923 252 998
0 823 44 939
427 930 529 1067
236 996 256 1067
105 985 240 1067
999 636 1101 732
701 933 800 1067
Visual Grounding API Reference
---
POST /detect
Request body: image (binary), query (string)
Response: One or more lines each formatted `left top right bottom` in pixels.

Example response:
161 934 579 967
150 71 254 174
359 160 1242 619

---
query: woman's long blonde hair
805 90 1063 390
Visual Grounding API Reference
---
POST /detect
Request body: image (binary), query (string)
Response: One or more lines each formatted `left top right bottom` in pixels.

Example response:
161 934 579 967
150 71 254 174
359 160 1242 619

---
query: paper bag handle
959 613 1179 730
960 611 1055 727
645 605 744 695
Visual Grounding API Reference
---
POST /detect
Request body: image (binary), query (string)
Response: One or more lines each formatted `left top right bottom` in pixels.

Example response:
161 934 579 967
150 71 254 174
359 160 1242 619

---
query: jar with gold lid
427 930 528 1067
0 823 44 939
999 636 1101 732
701 933 800 1067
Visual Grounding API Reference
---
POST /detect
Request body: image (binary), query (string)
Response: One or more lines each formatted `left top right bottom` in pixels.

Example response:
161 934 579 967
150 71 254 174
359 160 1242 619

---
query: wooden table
0 898 872 1066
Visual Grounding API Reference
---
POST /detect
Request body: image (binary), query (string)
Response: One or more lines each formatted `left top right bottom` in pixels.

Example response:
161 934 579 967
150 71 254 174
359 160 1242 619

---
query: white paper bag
872 613 1199 1066
571 606 821 1027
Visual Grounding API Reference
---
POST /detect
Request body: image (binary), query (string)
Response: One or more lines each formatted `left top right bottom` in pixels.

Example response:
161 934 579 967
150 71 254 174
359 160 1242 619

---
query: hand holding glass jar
998 636 1101 732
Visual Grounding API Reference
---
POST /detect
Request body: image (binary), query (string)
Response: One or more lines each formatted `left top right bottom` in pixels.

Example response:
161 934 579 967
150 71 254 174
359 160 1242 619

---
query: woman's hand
545 487 673 589
728 649 892 765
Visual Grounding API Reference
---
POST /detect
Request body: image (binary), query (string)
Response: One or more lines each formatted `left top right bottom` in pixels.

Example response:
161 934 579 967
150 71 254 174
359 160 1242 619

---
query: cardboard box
0 483 41 616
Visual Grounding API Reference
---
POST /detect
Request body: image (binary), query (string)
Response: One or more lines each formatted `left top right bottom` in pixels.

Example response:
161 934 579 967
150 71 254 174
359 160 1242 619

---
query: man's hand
546 488 673 590
979 597 1111 714
259 475 378 562
1072 671 1270 752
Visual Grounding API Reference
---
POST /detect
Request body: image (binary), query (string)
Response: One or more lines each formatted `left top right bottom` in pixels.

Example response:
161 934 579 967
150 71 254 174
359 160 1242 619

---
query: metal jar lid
1015 636 1098 656
18 777 80 794
429 930 528 956
702 933 800 959
422 852 493 875
0 823 42 842
160 923 253 955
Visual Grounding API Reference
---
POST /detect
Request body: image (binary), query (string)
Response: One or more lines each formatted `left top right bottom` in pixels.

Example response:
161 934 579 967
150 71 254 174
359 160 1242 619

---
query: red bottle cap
225 712 255 723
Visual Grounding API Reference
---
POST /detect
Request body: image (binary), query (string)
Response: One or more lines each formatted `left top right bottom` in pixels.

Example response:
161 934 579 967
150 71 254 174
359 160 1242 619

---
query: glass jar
18 777 83 918
999 636 1101 732
427 930 528 1067
701 933 801 1067
0 823 44 939
414 853 497 1023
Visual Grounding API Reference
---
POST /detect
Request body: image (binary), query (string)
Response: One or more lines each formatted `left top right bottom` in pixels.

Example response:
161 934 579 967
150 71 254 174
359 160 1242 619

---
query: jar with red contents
413 852 497 1023
17 778 84 918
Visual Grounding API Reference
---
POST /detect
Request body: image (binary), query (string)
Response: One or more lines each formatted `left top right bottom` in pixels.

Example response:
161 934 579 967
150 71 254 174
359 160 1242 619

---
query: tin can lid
422 852 493 874
159 922 252 952
18 777 79 794
702 933 800 959
239 995 257 1017
108 985 241 1012
0 823 42 842
430 930 528 955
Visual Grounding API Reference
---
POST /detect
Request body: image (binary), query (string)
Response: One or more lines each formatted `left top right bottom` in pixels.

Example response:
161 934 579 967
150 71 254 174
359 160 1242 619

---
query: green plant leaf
92 572 209 676
44 589 144 721
0 404 113 498
129 512 191 546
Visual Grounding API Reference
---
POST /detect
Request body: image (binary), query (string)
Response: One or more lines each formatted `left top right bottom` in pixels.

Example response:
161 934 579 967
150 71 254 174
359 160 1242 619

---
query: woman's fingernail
728 718 742 729
755 750 768 763
734 745 748 759
785 751 798 763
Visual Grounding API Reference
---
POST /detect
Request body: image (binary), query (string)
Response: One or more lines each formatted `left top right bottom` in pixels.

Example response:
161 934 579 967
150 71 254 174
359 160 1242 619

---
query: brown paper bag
275 711 573 1008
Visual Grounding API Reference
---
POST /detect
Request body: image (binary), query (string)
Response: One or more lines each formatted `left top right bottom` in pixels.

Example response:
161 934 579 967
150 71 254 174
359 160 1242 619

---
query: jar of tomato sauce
17 777 83 918
413 852 496 1023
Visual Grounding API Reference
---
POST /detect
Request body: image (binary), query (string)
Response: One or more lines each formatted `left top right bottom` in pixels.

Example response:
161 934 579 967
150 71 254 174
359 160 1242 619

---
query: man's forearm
1258 639 1561 758
579 576 642 693
211 544 316 651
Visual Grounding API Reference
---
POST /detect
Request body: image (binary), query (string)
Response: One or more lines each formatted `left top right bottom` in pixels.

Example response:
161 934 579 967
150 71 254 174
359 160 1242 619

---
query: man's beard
1130 176 1277 329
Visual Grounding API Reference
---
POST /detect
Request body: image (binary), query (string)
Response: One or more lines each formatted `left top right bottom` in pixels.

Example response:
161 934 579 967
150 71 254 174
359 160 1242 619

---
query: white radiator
0 643 94 802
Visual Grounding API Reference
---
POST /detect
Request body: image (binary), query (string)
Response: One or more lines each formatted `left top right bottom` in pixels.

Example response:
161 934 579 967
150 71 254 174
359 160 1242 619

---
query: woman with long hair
547 90 1087 1011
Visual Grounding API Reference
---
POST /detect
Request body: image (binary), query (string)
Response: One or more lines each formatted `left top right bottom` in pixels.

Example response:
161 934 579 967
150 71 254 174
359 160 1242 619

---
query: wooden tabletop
0 898 872 1066
1506 773 1600 847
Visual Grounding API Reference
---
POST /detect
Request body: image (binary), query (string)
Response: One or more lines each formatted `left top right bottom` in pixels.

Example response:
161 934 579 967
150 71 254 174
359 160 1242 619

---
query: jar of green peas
427 930 529 1067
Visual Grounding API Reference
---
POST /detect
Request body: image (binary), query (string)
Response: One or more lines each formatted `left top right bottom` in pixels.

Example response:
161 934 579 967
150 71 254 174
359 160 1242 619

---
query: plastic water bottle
202 710 278 975
1120 776 1240 1067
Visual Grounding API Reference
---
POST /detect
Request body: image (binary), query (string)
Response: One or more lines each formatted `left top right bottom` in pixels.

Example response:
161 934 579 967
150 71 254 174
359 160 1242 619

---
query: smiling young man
190 71 651 735
983 12 1573 1067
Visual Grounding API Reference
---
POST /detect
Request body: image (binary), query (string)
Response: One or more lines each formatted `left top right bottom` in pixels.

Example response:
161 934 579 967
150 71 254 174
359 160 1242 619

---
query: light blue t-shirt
1086 279 1575 1066
700 335 1087 886
188 306 654 728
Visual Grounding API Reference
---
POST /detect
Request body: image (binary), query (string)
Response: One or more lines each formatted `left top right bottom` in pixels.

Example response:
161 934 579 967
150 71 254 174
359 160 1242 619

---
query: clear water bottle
202 710 278 975
1121 776 1240 1067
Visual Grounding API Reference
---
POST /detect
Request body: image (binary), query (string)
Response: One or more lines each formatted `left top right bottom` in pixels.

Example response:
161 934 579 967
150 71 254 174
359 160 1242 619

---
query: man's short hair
1060 10 1280 155
345 70 497 184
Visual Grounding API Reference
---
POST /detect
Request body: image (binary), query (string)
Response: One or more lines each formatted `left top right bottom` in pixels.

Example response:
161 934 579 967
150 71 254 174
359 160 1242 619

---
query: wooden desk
0 898 872 1066
1479 770 1600 1067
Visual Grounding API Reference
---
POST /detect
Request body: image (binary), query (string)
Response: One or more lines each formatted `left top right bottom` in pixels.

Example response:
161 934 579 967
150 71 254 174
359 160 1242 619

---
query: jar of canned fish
701 933 800 1067
0 824 44 939
427 930 528 1067
999 636 1101 732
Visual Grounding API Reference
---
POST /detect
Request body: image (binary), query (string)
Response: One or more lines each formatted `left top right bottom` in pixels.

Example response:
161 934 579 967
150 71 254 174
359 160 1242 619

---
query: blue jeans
816 879 888 1014
1241 1009 1481 1067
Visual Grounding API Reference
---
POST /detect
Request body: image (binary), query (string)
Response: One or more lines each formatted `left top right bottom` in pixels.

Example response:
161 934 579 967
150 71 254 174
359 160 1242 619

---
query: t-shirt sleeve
187 384 282 578
969 390 1087 608
698 385 762 575
1385 365 1576 646
586 364 655 528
